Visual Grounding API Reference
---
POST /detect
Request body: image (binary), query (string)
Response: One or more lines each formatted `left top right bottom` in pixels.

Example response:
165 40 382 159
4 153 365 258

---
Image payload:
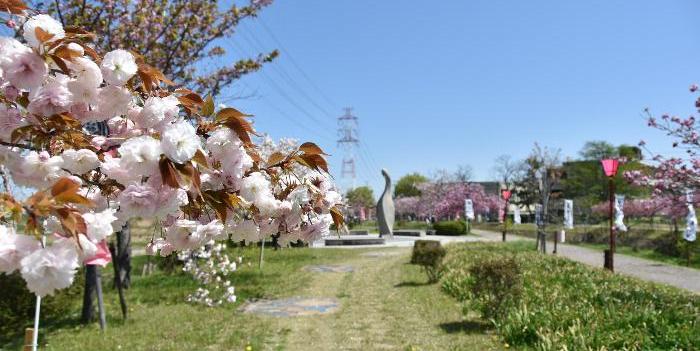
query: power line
240 22 337 122
237 81 336 145
256 17 339 109
229 21 385 182
226 39 336 131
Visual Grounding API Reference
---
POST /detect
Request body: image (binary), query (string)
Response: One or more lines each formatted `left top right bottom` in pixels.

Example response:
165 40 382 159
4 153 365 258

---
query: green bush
466 257 523 319
433 220 466 236
0 270 84 344
441 242 700 350
410 240 446 283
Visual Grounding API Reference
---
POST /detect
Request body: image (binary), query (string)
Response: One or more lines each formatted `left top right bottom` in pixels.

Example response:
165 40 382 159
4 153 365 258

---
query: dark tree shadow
394 281 431 288
439 320 492 334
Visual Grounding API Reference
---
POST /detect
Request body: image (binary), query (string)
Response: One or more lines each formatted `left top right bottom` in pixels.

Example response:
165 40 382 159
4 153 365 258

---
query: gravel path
472 229 700 293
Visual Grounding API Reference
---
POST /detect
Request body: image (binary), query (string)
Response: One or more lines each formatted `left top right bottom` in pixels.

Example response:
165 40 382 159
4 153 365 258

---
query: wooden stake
258 239 265 271
95 267 106 331
23 328 33 351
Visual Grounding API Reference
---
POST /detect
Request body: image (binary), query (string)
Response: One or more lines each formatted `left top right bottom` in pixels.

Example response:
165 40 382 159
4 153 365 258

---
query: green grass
3 245 500 350
441 242 700 350
2 246 361 350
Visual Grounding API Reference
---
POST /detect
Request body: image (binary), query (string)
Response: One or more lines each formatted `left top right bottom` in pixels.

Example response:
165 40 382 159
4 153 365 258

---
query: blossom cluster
180 242 239 307
0 9 341 296
626 89 700 196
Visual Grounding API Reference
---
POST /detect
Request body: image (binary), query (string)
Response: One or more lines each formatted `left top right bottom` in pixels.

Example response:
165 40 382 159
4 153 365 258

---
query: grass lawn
4 244 500 350
441 241 700 350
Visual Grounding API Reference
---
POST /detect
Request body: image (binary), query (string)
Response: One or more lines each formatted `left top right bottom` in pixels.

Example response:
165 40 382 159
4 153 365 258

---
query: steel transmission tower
337 107 359 190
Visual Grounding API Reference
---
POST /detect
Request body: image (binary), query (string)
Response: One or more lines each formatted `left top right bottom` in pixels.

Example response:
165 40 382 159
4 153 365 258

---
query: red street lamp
601 158 620 271
501 189 512 242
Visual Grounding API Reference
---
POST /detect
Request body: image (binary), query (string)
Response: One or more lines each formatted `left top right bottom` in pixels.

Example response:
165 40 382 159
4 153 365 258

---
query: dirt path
472 229 700 293
275 248 500 351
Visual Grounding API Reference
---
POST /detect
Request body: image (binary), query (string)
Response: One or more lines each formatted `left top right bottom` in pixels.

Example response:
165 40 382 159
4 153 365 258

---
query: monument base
393 230 425 237
324 237 386 246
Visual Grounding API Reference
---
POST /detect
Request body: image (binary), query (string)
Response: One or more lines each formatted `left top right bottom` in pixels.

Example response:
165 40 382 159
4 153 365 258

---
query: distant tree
617 144 643 161
394 173 428 198
492 155 524 188
579 141 617 160
454 165 473 183
346 186 375 209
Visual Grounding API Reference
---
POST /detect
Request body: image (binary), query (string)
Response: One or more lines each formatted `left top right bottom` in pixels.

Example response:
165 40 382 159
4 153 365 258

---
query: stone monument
377 169 395 238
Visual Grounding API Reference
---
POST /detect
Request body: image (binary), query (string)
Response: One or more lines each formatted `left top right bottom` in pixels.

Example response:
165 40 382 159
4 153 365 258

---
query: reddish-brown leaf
35 27 54 44
330 206 345 230
56 208 87 237
0 0 29 14
299 142 328 155
201 95 215 117
53 44 83 62
216 108 257 144
54 192 94 207
267 151 286 167
299 154 329 173
49 54 70 75
159 157 180 188
192 149 210 169
51 177 81 197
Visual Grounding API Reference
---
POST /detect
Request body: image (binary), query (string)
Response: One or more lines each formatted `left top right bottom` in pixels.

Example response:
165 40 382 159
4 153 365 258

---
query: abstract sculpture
377 169 395 238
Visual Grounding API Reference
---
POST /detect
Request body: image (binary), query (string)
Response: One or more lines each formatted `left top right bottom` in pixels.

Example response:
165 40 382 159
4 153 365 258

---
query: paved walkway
472 229 700 293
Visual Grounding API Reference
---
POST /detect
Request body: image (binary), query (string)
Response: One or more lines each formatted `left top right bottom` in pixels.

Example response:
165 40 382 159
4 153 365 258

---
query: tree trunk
81 265 97 324
673 218 679 236
109 243 128 320
115 224 131 289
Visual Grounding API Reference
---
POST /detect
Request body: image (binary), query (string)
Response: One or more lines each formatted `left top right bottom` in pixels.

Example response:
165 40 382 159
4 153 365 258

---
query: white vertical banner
614 195 627 232
513 206 521 224
684 190 697 242
464 199 475 220
563 199 574 229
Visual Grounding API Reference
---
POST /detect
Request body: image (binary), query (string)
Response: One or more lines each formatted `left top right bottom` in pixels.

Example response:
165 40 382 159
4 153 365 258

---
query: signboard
563 199 574 229
614 195 627 232
685 190 697 242
464 199 475 220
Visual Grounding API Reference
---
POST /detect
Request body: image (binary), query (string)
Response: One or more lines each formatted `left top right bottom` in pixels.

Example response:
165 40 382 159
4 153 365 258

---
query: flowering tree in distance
394 179 501 220
0 0 342 302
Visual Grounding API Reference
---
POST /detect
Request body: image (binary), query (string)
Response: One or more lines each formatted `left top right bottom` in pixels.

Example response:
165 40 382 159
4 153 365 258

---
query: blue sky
222 0 700 194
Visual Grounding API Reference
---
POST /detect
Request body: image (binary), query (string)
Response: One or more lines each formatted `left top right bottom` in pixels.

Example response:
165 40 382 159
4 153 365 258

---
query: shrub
466 258 523 319
410 240 446 283
441 242 700 350
652 231 683 257
0 271 84 344
433 220 466 236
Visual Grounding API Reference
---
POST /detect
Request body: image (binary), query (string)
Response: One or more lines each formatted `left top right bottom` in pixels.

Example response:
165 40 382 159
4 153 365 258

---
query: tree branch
0 140 40 151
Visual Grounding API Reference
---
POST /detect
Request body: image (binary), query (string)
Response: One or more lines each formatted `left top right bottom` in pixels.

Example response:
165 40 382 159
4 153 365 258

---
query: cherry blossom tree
625 86 700 196
395 196 419 218
31 0 278 96
394 177 501 220
0 1 341 306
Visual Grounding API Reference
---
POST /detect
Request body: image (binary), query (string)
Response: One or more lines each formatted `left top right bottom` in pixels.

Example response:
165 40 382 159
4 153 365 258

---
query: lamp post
501 188 512 242
601 158 620 271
